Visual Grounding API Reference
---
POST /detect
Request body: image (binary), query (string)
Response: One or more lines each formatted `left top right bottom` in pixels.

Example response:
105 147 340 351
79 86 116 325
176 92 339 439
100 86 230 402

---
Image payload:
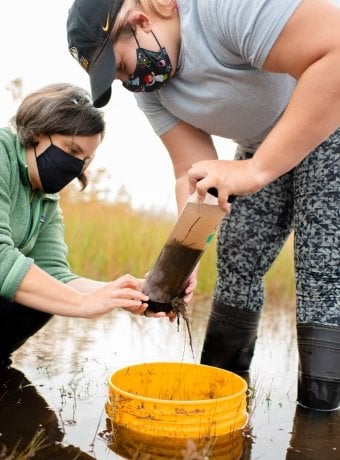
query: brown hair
13 83 105 189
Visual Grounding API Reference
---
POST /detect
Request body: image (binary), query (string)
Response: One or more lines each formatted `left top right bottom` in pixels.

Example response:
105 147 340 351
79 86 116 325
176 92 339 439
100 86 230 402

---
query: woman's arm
255 0 340 184
161 121 219 212
67 277 106 292
188 0 340 210
14 264 150 318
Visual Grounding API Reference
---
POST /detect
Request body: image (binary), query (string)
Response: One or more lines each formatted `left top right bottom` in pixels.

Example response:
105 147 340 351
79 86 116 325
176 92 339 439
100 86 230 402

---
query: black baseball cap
67 0 124 108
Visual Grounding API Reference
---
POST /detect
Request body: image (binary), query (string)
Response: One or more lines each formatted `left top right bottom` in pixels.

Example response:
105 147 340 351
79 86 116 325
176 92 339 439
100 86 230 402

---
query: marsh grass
0 429 47 460
61 191 295 305
62 197 172 281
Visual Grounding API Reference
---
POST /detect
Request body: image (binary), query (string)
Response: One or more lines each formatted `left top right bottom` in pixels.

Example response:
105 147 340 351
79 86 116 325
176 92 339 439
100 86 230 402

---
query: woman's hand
161 265 198 323
80 274 150 318
188 158 262 212
183 264 199 304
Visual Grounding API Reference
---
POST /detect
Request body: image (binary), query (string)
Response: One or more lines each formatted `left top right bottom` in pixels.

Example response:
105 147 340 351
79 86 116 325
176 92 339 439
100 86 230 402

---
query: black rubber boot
297 324 340 411
200 301 261 374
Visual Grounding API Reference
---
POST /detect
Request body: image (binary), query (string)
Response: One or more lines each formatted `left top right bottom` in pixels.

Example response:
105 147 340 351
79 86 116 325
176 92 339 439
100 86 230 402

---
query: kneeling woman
0 83 151 367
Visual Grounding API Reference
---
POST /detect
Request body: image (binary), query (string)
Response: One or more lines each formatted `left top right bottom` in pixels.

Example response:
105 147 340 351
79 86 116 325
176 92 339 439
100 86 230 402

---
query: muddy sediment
143 241 203 313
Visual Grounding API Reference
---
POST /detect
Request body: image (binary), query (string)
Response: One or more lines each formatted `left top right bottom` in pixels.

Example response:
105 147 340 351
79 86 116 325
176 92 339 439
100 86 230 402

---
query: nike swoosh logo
102 13 110 33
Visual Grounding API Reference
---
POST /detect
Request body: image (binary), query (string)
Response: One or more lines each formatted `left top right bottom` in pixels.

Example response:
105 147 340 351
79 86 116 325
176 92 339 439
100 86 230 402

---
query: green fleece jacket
0 128 79 301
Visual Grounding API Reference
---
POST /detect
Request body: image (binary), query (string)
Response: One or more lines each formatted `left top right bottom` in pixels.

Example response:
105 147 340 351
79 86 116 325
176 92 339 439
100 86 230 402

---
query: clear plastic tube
143 190 225 313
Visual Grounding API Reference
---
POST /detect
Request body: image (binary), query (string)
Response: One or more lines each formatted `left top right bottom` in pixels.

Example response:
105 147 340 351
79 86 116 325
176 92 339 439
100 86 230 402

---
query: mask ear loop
33 133 52 161
150 30 162 48
33 144 38 162
130 27 162 49
32 139 42 192
130 27 140 47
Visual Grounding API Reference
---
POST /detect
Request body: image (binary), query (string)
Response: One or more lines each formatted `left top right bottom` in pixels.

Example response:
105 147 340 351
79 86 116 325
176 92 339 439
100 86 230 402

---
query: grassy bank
61 193 295 307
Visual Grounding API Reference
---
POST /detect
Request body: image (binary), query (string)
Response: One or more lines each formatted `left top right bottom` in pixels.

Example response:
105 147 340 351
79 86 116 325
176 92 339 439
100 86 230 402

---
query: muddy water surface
1 298 339 459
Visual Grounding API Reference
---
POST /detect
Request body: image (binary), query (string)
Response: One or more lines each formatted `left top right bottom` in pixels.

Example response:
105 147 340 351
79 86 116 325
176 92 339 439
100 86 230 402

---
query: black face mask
122 31 172 93
35 138 85 194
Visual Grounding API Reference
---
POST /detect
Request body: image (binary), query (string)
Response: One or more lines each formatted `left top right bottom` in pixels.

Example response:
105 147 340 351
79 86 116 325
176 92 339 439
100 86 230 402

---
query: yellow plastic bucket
106 362 248 438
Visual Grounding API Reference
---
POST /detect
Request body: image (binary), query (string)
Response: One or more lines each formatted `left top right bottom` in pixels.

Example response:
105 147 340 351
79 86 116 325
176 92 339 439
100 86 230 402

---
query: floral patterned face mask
122 31 172 92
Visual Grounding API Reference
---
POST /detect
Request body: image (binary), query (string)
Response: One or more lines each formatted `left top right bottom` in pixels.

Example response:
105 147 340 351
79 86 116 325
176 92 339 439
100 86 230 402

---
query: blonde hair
111 0 175 41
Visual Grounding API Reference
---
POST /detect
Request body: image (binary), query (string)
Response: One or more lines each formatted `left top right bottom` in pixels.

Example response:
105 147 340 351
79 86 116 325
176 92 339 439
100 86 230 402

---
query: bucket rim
108 361 248 405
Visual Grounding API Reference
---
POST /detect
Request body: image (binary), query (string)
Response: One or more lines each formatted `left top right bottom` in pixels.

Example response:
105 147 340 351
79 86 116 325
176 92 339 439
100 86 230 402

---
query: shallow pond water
0 298 339 459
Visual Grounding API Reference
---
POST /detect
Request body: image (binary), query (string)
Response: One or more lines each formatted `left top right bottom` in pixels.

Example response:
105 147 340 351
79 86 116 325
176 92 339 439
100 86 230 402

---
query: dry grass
0 429 47 460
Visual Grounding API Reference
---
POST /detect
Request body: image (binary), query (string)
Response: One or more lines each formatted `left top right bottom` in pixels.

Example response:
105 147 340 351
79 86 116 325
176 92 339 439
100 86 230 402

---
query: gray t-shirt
135 0 301 151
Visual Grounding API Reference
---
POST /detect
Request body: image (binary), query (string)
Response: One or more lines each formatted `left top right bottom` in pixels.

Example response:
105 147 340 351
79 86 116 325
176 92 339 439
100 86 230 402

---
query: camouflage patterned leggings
215 129 340 326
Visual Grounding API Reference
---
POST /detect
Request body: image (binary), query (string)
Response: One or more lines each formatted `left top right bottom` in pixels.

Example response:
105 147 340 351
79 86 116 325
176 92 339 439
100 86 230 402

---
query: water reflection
108 424 246 460
0 298 337 459
0 366 94 459
286 405 340 460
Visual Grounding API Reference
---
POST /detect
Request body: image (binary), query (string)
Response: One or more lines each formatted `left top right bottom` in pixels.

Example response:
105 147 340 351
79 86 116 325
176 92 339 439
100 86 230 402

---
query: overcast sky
0 0 235 214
